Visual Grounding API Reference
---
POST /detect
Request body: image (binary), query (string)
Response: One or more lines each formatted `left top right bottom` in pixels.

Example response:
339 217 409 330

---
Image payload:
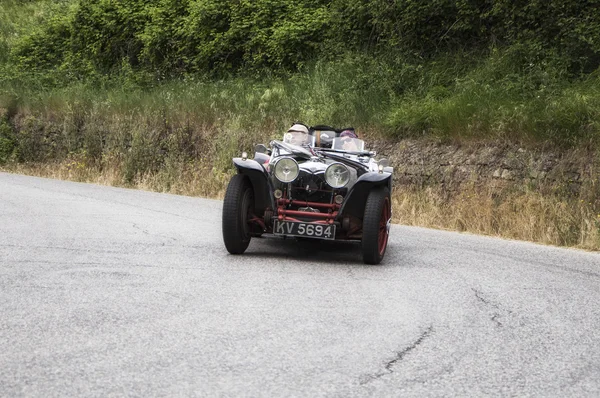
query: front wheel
222 174 254 254
361 187 391 264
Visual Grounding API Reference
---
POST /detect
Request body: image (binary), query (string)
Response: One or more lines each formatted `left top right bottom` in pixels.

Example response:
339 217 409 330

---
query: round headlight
274 157 299 183
325 163 350 188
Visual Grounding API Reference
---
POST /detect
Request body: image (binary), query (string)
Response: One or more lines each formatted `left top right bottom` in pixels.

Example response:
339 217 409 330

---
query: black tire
361 187 391 264
222 174 254 254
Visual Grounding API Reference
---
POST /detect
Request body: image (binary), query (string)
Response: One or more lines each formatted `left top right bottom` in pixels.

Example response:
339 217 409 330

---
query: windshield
283 131 315 146
332 137 365 152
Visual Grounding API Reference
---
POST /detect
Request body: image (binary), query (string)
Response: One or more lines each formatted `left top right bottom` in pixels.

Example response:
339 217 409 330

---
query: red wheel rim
378 197 390 256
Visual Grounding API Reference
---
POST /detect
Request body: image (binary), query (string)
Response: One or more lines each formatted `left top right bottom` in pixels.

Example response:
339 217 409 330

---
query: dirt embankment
371 139 597 196
366 138 599 249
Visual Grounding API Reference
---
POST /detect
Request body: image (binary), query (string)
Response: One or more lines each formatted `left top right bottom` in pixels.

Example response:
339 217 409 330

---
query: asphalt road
1 172 600 397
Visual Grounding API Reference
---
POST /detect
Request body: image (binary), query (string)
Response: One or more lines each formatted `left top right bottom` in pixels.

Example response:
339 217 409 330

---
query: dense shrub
7 0 600 78
70 0 149 73
2 0 600 148
330 0 600 73
11 0 333 78
0 119 16 164
13 15 71 71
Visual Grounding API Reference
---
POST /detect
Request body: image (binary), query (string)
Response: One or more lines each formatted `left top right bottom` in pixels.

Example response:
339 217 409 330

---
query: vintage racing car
222 124 393 264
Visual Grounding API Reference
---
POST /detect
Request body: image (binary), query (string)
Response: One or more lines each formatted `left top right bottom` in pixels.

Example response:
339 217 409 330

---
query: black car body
222 125 393 264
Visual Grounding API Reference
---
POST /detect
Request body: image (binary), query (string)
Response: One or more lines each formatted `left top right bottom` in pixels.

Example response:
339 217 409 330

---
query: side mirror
255 144 269 154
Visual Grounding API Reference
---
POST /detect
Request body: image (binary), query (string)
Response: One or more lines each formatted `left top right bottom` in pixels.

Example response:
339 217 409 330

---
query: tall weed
386 50 600 144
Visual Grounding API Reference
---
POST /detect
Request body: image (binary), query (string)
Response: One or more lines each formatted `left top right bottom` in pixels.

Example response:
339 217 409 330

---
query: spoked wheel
361 187 391 264
222 174 254 254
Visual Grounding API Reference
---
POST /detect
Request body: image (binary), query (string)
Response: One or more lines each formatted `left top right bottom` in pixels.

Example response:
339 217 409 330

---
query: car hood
298 160 328 174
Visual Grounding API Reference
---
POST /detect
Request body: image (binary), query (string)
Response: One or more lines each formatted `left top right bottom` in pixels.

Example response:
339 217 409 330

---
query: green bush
2 0 600 149
0 119 16 164
384 47 600 144
329 0 600 73
7 0 599 78
13 15 71 71
70 0 149 73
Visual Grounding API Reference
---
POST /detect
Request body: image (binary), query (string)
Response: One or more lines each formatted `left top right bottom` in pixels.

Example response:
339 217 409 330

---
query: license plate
273 220 336 240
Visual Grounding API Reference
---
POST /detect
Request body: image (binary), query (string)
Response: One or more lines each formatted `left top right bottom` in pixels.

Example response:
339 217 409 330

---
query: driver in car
284 124 311 146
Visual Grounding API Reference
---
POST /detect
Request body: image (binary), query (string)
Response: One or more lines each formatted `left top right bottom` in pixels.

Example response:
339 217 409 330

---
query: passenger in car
340 129 359 151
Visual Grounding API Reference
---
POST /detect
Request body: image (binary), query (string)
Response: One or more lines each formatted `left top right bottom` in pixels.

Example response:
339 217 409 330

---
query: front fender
232 158 275 213
355 172 392 184
339 172 392 220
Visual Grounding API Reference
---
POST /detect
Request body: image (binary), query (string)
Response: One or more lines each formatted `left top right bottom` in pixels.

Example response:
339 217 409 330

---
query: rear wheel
361 187 391 264
222 174 254 254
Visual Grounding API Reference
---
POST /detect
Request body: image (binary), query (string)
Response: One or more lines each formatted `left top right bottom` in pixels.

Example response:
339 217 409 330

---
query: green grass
4 53 600 150
385 51 600 145
1 3 599 165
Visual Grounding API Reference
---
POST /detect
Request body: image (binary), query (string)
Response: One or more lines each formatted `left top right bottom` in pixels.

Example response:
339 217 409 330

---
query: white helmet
287 124 309 134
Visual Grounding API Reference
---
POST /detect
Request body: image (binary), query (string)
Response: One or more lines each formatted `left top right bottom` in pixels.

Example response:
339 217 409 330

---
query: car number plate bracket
273 220 336 240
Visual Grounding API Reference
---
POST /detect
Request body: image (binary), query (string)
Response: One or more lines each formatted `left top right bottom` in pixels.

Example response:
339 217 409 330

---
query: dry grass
2 158 234 199
3 161 599 251
392 185 600 250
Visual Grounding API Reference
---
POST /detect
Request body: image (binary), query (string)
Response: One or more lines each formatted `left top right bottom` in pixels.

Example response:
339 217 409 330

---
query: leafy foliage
1 0 600 147
5 0 599 78
330 0 600 73
0 119 16 164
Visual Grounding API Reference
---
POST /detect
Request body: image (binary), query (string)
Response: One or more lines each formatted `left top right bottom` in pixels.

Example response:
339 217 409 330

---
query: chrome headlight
325 163 350 188
274 157 299 183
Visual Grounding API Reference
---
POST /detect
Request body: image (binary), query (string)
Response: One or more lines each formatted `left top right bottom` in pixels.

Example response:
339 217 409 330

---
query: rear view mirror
255 144 269 154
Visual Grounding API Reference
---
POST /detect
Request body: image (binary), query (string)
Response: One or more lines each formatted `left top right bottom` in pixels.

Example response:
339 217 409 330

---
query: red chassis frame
275 198 339 224
245 191 362 239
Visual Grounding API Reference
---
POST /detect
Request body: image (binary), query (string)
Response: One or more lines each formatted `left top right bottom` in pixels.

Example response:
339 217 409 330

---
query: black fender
339 172 392 220
232 158 275 214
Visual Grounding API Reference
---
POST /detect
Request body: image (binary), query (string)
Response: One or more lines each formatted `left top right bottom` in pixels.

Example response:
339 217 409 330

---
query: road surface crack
491 313 502 327
360 326 434 385
132 223 177 243
472 288 510 328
